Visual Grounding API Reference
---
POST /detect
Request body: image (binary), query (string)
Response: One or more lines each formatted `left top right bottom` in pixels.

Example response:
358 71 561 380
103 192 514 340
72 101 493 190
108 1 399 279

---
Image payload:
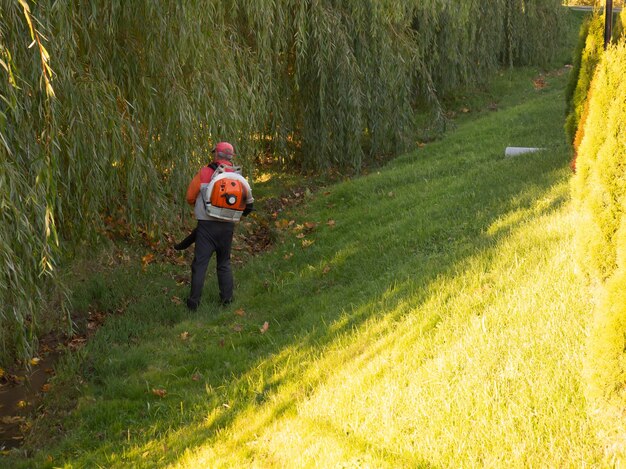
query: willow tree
0 0 566 364
1 0 67 362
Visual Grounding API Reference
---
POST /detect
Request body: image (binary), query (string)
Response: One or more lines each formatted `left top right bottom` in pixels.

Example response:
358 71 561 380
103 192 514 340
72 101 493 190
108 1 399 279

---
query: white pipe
505 146 545 157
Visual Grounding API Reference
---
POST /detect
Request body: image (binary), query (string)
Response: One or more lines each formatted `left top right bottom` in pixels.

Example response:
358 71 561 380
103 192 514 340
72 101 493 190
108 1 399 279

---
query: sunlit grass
7 65 604 468
172 185 598 468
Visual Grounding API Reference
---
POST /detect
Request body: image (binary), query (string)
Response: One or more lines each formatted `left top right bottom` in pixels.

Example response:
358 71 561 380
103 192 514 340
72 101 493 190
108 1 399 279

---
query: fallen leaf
322 265 331 274
41 383 52 393
284 253 294 260
326 219 336 227
17 400 27 408
152 388 167 398
260 321 269 334
295 233 306 239
30 357 41 366
142 253 155 268
302 239 314 248
180 331 189 341
191 373 201 381
388 191 394 197
1 416 24 424
275 219 290 229
232 324 243 332
461 107 470 113
533 76 547 89
171 296 183 305
304 222 317 229
234 309 245 317
68 337 87 350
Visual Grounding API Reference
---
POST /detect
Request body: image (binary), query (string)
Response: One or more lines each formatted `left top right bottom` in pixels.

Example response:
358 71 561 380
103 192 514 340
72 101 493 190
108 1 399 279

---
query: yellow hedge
572 39 626 461
565 13 604 146
573 42 626 282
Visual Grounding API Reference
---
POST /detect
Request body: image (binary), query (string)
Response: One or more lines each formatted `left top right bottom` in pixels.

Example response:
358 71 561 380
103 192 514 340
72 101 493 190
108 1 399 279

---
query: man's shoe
220 297 233 307
186 298 199 311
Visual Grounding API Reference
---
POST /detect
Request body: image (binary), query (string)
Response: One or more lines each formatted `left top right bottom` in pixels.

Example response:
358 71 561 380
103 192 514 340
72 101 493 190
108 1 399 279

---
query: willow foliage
0 0 566 364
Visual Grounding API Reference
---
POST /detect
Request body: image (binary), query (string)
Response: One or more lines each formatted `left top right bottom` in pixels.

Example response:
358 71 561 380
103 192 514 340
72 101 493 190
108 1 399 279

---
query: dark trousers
188 220 235 307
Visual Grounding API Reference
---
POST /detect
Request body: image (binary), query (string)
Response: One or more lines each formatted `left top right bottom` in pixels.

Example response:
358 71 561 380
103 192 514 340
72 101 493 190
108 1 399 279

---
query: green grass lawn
5 63 604 467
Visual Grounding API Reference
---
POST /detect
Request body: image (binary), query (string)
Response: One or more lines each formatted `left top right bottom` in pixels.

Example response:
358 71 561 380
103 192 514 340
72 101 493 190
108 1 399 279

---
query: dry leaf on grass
141 253 155 268
152 388 167 398
260 321 269 334
171 296 182 305
533 76 547 89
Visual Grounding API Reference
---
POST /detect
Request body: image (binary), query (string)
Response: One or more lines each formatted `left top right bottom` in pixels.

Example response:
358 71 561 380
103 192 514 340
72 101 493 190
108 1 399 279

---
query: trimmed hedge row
564 13 604 148
571 37 626 461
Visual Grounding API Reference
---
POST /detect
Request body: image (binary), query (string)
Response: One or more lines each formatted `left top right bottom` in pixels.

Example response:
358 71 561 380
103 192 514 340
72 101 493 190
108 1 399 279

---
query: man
183 141 253 310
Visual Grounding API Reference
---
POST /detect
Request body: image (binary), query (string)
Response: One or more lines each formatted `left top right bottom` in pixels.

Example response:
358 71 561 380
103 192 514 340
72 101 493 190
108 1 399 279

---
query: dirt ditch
0 342 59 451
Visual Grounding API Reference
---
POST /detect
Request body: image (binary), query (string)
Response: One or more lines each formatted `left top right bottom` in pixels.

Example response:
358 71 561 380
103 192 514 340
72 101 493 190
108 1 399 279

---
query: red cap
212 142 235 160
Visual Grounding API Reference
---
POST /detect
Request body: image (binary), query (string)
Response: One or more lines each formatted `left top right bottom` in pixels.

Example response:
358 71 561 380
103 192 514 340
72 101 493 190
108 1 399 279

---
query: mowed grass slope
11 67 602 467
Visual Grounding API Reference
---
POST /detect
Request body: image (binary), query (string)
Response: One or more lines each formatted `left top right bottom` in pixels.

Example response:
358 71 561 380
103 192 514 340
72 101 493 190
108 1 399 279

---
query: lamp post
605 0 613 49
